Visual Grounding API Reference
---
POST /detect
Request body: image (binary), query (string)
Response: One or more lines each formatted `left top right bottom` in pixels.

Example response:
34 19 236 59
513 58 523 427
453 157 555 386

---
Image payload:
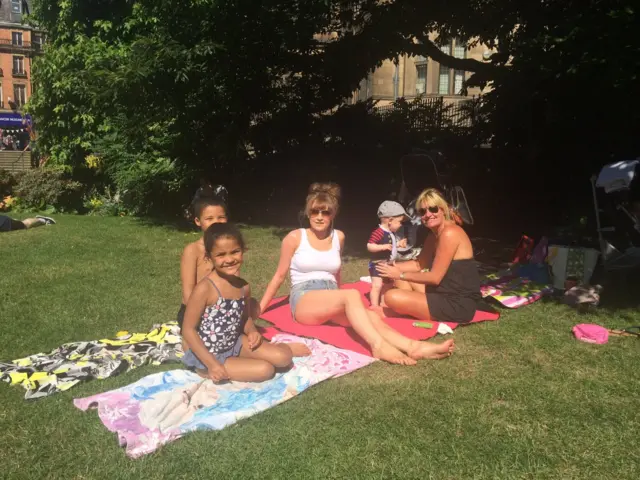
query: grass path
1 215 639 479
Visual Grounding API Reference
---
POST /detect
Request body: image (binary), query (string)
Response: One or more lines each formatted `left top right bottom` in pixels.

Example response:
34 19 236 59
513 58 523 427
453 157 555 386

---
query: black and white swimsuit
197 278 246 354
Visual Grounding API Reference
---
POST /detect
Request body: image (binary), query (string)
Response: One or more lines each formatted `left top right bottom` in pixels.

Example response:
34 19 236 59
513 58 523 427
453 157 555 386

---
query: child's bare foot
288 342 312 357
408 339 455 361
371 341 417 365
369 305 384 316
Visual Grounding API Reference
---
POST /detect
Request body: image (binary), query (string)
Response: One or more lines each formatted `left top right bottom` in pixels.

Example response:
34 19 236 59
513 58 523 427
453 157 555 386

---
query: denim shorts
181 336 243 370
289 279 339 318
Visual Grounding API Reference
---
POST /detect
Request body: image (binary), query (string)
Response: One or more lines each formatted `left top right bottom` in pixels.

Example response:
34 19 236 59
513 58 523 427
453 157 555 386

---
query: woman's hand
376 262 402 280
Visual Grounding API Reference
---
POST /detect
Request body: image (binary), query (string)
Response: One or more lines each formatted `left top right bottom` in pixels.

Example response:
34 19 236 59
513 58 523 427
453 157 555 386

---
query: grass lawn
1 215 639 479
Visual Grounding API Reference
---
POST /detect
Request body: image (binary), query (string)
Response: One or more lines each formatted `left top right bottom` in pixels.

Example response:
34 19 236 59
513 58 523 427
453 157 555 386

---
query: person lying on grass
259 182 455 366
0 214 55 232
377 188 483 323
181 223 298 383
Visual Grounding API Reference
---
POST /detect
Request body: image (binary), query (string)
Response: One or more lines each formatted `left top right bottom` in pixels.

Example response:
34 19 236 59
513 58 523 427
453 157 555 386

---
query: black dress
426 259 483 323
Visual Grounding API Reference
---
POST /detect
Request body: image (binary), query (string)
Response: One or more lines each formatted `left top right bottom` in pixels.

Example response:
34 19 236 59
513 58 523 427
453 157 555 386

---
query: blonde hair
415 188 453 221
305 182 341 216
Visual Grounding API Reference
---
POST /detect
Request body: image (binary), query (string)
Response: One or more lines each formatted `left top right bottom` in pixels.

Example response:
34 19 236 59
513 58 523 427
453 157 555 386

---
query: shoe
36 215 56 225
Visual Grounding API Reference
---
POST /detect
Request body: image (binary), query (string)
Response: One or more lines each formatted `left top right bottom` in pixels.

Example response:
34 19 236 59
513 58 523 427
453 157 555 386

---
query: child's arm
367 228 392 253
180 243 199 305
259 230 300 314
182 281 229 382
367 243 393 253
243 285 262 350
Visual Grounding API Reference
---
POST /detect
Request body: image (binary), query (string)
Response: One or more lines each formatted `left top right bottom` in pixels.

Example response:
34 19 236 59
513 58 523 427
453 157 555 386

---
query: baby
367 201 408 308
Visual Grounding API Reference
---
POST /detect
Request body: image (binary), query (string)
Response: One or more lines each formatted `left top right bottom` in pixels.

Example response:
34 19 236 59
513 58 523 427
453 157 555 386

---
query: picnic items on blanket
480 272 553 309
511 235 535 264
563 285 603 307
259 282 499 356
546 245 600 290
0 323 182 400
74 334 375 459
572 324 609 344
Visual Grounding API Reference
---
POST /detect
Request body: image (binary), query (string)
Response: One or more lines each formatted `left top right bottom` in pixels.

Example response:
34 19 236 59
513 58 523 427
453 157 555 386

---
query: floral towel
1 323 182 400
73 334 375 458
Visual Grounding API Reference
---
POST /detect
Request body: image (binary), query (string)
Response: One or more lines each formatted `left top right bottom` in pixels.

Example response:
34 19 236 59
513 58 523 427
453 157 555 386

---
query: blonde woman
377 188 482 323
259 183 455 365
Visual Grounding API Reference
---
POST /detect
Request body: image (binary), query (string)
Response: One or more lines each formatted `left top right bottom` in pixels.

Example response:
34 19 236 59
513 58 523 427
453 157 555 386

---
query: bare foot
408 339 455 361
288 342 312 357
369 305 385 316
371 341 417 366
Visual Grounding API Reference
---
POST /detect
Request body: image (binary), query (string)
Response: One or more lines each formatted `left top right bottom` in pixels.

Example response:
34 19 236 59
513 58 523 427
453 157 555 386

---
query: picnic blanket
480 272 553 309
259 282 500 356
0 323 182 400
74 334 374 459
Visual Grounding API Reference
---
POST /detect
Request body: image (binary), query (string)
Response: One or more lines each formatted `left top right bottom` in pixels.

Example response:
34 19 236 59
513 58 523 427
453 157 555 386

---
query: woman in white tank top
259 183 455 365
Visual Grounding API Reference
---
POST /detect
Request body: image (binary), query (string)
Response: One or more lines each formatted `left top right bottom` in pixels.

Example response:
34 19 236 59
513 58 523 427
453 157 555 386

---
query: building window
33 33 43 48
12 32 23 46
438 41 452 95
13 56 25 75
438 39 467 95
416 63 427 95
11 0 22 14
452 42 466 95
14 84 27 107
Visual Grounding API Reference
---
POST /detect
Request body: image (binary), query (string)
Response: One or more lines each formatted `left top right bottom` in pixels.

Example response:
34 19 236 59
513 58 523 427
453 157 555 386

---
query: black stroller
394 149 474 260
591 159 640 272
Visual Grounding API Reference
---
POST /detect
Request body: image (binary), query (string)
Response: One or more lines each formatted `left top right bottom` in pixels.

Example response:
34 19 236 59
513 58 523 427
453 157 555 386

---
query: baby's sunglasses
417 205 440 217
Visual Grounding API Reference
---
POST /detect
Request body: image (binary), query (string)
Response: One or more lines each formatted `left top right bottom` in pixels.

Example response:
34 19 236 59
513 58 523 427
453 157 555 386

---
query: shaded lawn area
1 215 639 479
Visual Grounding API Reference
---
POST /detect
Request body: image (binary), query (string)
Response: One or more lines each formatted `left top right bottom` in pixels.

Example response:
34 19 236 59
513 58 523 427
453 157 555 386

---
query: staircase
0 151 31 173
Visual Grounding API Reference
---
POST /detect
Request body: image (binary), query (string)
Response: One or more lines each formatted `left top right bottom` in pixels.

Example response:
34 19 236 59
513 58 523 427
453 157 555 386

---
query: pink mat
259 281 500 356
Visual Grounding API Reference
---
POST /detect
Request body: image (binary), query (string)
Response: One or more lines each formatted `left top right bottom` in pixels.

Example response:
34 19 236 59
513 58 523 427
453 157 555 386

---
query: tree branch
407 37 504 75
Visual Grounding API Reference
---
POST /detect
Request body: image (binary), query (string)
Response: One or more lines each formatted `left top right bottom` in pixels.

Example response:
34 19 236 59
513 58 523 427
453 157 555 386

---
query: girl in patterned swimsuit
181 223 294 383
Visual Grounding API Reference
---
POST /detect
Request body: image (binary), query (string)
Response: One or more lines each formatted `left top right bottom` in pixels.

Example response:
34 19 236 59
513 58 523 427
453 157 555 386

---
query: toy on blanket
74 334 375 459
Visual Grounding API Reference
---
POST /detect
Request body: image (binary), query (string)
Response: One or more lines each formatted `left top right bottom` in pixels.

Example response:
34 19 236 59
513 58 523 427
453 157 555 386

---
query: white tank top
290 228 342 286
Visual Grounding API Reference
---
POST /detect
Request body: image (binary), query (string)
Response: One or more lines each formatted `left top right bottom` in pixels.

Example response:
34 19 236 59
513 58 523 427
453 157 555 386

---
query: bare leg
287 343 311 357
238 335 293 368
21 218 46 229
366 311 454 361
295 289 416 365
369 277 383 307
383 288 433 320
222 335 293 382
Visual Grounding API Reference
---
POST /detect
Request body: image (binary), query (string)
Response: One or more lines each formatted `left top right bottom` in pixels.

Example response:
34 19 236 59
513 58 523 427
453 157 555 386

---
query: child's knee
272 345 293 368
255 361 276 381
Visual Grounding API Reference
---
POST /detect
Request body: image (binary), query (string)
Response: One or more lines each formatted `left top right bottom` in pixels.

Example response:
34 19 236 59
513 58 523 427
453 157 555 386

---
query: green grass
1 215 639 479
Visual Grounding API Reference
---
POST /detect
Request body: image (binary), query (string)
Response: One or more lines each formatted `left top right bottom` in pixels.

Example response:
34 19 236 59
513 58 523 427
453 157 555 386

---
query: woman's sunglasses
310 208 332 217
417 206 440 217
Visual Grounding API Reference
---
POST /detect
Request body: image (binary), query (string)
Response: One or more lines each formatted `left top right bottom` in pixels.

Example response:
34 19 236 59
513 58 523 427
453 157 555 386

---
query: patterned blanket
480 272 553 309
74 334 375 458
0 323 182 400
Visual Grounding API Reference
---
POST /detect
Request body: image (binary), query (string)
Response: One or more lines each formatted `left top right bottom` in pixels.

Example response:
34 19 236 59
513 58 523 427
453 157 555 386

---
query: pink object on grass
573 324 609 344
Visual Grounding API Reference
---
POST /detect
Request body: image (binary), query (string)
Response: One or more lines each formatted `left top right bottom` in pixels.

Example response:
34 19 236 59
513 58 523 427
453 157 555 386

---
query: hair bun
309 182 341 200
